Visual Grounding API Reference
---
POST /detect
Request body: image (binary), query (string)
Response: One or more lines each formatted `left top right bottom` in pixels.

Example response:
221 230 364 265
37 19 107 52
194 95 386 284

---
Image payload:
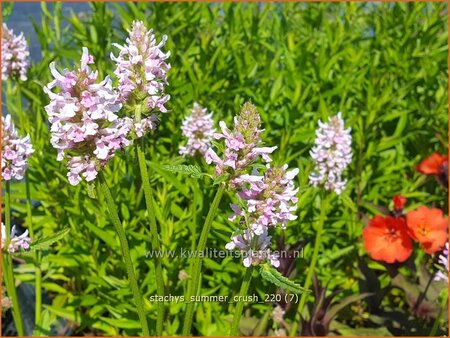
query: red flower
392 195 407 212
363 215 413 263
406 206 448 254
416 153 448 175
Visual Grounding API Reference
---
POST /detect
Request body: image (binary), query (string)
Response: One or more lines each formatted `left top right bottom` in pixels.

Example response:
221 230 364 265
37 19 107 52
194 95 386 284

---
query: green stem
99 173 150 336
230 266 253 336
182 186 225 336
136 142 165 336
25 174 42 331
290 194 329 336
3 181 25 336
430 292 448 336
134 103 165 336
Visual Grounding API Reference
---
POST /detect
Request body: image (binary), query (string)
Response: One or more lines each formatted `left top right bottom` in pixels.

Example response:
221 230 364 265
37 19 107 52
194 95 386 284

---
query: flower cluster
309 113 352 195
213 103 299 268
205 102 277 186
44 47 132 185
435 243 448 283
1 24 29 81
1 223 31 253
2 114 34 181
179 103 215 157
225 228 280 268
230 165 299 235
111 20 170 138
363 196 448 263
416 152 448 189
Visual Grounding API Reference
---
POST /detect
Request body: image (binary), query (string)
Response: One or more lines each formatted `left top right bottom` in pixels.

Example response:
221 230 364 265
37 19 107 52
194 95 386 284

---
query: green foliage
2 2 448 336
2 2 14 22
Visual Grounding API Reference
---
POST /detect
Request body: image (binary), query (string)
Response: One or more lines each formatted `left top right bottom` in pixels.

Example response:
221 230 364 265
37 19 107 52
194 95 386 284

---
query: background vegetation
2 2 448 336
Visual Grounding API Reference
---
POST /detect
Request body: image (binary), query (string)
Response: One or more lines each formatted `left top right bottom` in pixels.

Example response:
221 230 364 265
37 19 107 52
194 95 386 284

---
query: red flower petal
416 153 448 175
406 206 448 254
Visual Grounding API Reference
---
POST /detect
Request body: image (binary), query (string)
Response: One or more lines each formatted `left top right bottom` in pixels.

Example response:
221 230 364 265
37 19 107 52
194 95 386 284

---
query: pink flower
179 103 215 157
225 228 280 268
2 24 29 81
205 102 276 184
1 223 31 253
111 20 170 138
231 164 299 235
44 47 132 186
435 243 448 283
2 114 34 181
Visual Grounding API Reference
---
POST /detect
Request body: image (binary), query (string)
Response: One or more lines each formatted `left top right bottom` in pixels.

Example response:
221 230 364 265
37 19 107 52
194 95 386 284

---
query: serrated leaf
29 228 71 251
259 264 310 294
161 164 207 178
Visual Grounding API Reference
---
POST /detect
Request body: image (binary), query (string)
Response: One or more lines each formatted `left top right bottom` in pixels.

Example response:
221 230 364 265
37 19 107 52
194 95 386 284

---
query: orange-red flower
406 206 448 254
362 215 413 263
392 195 407 212
416 153 448 175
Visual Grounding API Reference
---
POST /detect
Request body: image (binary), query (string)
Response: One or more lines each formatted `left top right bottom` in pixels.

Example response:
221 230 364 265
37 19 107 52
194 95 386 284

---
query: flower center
418 224 429 236
386 227 398 240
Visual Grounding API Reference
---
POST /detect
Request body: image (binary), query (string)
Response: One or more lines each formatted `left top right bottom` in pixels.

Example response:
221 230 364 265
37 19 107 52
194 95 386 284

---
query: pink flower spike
111 20 170 138
205 102 275 181
309 112 352 195
44 48 130 186
179 103 215 157
2 24 29 81
2 114 34 181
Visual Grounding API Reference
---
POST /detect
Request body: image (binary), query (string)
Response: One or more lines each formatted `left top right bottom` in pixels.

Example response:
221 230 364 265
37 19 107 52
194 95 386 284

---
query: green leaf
2 2 14 22
213 173 229 186
86 183 97 199
323 292 374 324
161 164 207 178
259 264 310 294
340 193 358 213
29 228 71 251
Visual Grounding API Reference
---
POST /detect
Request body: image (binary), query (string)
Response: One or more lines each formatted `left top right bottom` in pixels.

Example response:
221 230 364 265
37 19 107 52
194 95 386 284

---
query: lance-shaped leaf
162 164 209 178
260 263 310 294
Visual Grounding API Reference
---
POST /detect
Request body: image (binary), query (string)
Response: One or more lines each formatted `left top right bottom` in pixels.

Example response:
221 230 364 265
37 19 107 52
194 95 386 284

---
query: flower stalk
134 104 165 336
98 173 150 336
182 185 225 335
230 266 253 336
25 173 43 328
2 181 25 336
